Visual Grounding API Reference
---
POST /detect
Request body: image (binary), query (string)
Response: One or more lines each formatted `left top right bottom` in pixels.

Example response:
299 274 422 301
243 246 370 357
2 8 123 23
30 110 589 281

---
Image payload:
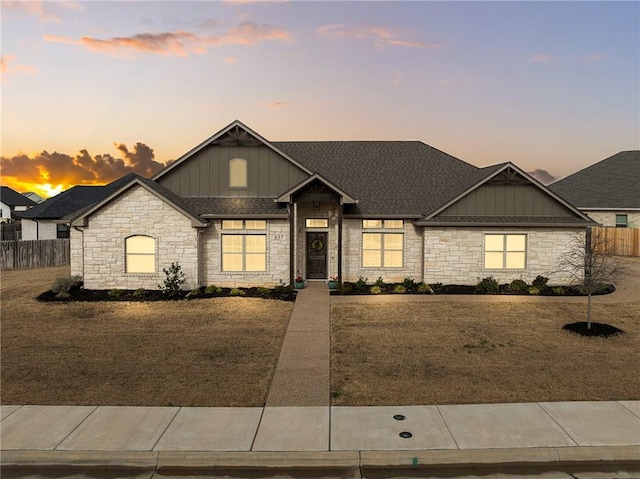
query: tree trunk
587 292 592 329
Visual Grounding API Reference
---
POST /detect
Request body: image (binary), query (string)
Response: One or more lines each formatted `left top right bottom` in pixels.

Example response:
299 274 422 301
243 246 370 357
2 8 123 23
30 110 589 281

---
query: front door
306 232 327 279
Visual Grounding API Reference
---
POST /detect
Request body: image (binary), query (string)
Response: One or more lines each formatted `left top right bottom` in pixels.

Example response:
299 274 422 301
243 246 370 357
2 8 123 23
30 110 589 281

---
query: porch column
289 202 295 285
337 204 343 285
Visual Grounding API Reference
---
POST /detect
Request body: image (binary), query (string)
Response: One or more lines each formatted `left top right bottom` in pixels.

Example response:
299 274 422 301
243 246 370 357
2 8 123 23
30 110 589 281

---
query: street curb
2 446 639 475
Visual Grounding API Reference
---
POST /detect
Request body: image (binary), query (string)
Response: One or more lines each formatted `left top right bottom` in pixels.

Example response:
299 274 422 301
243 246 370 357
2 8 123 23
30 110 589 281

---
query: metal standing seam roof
548 150 640 209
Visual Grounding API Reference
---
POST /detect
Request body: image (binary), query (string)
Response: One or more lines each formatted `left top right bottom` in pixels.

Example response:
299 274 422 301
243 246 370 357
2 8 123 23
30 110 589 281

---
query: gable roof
71 175 208 228
416 162 594 226
0 186 37 208
549 150 640 210
152 120 313 181
21 174 137 220
276 173 358 204
273 141 481 216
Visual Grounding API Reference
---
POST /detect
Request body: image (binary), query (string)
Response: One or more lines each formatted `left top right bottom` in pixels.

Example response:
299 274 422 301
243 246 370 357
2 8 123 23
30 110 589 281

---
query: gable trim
276 173 358 204
152 120 313 181
416 162 594 225
71 178 208 228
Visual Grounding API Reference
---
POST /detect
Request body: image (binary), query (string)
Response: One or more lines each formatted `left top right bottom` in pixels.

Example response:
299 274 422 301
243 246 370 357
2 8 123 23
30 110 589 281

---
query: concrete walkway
2 401 639 477
266 281 330 407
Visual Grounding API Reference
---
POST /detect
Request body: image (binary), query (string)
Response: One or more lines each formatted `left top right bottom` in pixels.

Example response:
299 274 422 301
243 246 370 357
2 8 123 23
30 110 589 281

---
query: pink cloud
529 54 552 63
317 23 440 49
43 21 290 58
584 53 605 61
3 0 83 23
0 55 37 81
224 56 238 64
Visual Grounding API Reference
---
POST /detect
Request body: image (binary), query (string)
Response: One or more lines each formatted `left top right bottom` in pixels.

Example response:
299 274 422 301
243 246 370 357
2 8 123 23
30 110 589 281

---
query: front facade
71 121 595 290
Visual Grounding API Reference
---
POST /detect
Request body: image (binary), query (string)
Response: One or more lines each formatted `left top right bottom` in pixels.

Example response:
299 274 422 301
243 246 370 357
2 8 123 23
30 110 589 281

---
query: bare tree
556 227 626 329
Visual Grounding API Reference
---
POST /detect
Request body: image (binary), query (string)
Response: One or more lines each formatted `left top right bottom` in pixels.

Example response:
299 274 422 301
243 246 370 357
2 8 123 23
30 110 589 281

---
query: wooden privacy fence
593 226 640 257
0 239 70 270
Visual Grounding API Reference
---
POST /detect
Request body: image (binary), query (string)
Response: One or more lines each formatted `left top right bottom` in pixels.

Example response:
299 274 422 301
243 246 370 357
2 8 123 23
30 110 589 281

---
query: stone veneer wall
342 219 423 283
74 186 200 290
423 227 583 285
583 211 640 228
201 219 290 288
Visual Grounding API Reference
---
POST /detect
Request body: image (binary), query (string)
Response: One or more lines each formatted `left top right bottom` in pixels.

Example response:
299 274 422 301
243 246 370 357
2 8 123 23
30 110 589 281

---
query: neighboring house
549 150 640 228
0 186 37 222
70 120 595 290
22 192 46 204
21 174 137 240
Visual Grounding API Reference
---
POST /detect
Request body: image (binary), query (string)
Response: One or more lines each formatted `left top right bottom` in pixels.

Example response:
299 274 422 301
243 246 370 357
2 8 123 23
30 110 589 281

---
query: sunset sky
1 0 639 198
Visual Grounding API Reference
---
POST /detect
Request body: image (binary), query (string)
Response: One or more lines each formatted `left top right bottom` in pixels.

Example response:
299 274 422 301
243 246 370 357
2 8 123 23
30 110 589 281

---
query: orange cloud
0 143 167 197
0 55 37 81
317 23 440 49
43 21 290 58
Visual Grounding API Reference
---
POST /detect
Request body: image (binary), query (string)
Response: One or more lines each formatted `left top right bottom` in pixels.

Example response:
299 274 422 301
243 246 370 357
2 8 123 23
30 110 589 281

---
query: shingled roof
549 151 640 209
0 187 37 208
21 174 137 220
273 141 481 216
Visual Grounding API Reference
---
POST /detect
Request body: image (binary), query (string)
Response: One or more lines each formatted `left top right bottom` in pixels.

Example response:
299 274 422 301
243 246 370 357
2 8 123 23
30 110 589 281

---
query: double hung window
362 220 403 268
484 234 526 269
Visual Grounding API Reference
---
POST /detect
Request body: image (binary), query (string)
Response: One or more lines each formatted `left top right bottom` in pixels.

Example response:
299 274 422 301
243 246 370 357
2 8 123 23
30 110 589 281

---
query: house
22 192 46 204
549 151 640 228
21 174 137 240
70 120 595 291
0 186 37 222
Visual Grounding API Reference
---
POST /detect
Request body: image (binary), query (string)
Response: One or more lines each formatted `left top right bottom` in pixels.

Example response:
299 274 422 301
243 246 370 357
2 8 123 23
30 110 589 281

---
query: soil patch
562 321 625 337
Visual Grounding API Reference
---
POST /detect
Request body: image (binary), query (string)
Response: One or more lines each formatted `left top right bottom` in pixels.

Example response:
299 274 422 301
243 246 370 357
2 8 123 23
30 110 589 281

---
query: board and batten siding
438 184 574 217
158 144 309 197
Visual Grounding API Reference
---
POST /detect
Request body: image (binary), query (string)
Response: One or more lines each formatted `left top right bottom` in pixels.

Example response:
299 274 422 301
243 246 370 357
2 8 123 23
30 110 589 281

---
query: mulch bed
331 282 615 296
38 286 298 302
563 321 625 338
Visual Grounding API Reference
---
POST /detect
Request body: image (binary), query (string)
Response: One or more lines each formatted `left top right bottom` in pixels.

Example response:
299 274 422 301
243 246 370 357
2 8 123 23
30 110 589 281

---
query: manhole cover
399 431 413 439
393 414 406 421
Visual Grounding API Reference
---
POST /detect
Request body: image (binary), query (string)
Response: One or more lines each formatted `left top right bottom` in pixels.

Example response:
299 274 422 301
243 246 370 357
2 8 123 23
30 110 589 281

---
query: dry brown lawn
331 300 640 405
1 267 293 406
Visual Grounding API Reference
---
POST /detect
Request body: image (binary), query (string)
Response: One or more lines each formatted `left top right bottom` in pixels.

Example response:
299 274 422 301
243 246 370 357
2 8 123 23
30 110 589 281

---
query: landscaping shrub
475 276 499 294
188 288 201 298
340 283 353 294
402 277 417 292
370 285 382 294
108 289 122 298
508 279 529 294
158 262 186 298
374 276 385 288
417 282 433 294
204 285 219 295
532 275 549 293
257 287 272 298
133 288 147 298
51 275 83 294
393 285 407 294
230 288 246 297
354 276 368 293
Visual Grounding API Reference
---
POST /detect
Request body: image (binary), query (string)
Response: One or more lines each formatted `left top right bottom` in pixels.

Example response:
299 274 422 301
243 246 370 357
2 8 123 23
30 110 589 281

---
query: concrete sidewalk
2 401 639 477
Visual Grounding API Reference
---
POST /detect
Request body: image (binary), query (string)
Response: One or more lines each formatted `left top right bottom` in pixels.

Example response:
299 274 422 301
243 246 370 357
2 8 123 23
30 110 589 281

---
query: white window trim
229 158 248 188
361 232 404 268
125 235 156 274
483 233 527 270
221 233 267 272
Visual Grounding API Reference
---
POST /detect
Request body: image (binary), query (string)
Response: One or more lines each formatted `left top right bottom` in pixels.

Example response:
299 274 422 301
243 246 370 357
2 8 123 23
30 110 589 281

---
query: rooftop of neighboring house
549 150 640 209
0 186 38 208
21 174 138 220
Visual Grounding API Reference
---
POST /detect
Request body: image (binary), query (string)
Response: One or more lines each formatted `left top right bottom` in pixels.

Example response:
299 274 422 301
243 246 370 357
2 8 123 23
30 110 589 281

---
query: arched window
229 158 247 188
125 235 156 273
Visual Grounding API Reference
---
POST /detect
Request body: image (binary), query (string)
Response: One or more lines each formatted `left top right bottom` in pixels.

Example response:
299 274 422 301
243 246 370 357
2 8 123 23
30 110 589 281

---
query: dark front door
306 232 327 279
